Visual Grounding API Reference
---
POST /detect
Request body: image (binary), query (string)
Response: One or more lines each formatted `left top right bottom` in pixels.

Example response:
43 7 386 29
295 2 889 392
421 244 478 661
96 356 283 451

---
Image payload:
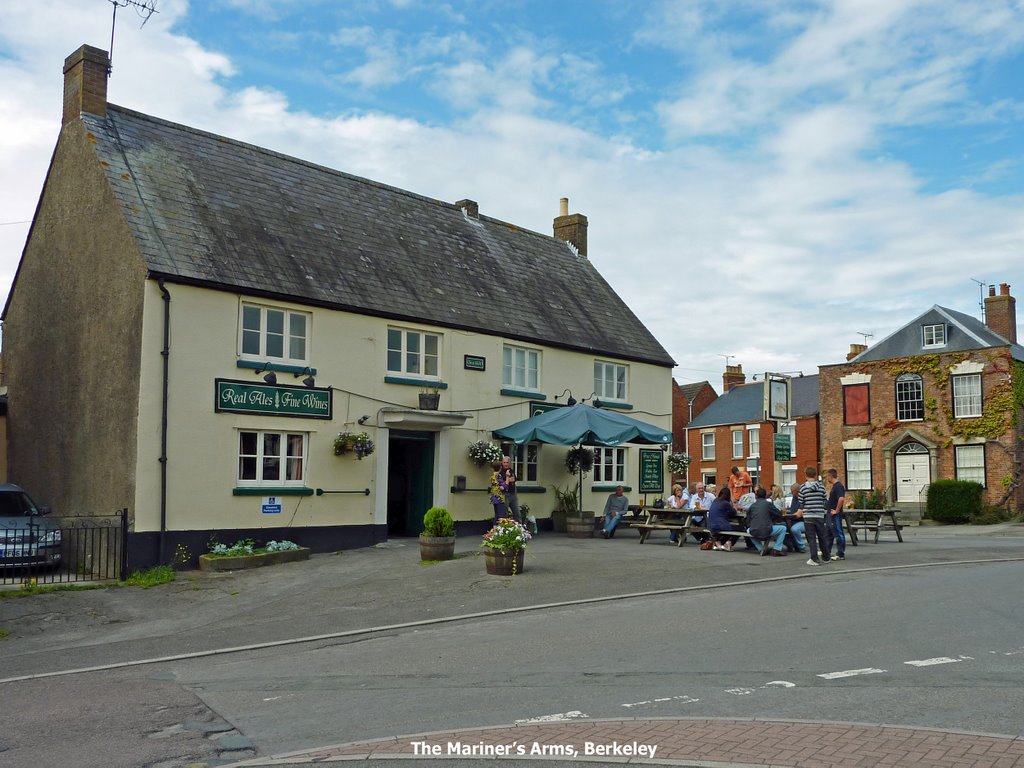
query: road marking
763 680 796 688
622 695 698 708
818 668 886 679
514 711 588 724
725 687 755 695
905 657 962 667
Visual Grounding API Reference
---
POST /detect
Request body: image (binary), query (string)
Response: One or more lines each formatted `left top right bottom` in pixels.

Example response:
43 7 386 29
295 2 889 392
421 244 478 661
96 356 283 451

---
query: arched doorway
895 442 930 503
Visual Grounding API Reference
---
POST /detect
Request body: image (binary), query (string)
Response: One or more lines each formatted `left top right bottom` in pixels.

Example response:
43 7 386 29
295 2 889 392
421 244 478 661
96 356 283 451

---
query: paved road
1 523 1022 767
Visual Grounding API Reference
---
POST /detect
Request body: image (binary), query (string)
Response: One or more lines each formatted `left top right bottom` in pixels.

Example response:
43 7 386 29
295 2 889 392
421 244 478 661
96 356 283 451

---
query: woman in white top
667 484 686 543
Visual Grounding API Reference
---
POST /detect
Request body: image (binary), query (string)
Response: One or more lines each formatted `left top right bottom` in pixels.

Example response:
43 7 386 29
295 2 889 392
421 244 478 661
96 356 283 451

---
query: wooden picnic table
845 508 904 543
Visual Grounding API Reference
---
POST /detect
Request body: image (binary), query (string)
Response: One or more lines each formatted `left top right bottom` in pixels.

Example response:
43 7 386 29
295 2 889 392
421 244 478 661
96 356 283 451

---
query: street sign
774 434 791 461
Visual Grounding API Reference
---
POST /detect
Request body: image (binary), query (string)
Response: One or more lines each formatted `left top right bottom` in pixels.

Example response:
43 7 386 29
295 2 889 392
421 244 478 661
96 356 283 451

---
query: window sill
591 484 633 493
598 401 633 410
516 485 547 494
233 487 314 496
384 375 449 389
500 388 546 399
237 360 316 375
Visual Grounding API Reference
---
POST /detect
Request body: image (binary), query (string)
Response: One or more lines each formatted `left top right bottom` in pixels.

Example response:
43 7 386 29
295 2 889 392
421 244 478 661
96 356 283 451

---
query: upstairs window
779 422 797 458
732 430 744 459
922 324 946 348
896 373 924 421
701 433 715 461
843 384 870 425
387 328 440 378
952 374 982 418
241 303 309 364
594 361 628 401
503 346 540 390
748 427 760 458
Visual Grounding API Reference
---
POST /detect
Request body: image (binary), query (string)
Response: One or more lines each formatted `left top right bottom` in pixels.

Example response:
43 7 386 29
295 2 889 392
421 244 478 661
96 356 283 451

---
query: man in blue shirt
826 468 847 561
601 485 630 539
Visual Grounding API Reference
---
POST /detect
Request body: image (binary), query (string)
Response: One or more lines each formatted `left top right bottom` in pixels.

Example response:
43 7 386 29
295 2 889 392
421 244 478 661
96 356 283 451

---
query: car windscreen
0 492 39 517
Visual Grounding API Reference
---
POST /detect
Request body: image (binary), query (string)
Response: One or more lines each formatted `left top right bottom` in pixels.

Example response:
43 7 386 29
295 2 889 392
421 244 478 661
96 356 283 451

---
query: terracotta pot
484 548 525 575
419 535 456 561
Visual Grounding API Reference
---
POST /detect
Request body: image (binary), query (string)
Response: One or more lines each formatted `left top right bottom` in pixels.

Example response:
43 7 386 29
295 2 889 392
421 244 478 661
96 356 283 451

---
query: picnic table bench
846 508 904 543
630 507 711 546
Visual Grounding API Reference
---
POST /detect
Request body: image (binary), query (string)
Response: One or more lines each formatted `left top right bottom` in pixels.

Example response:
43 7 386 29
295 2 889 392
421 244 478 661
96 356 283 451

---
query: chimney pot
1000 283 1010 296
848 343 868 361
989 285 996 297
984 281 1017 343
63 44 109 125
559 197 569 216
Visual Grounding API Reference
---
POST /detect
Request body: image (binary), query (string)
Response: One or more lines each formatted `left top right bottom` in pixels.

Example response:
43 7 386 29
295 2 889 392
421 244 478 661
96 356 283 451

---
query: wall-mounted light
556 388 577 406
293 366 316 388
582 392 603 408
255 363 277 385
357 415 370 425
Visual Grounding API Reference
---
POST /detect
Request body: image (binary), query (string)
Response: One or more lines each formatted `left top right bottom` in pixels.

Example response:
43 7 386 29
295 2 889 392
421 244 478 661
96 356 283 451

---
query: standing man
501 455 520 524
601 485 630 539
728 466 752 504
796 466 830 566
826 468 847 561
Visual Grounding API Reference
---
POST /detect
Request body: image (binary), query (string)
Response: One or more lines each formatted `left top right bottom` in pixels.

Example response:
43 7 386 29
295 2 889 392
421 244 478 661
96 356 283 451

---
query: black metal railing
1 509 128 586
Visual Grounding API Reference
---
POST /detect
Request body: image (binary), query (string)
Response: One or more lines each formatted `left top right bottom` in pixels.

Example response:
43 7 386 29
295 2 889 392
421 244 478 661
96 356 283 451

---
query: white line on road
817 668 887 679
621 695 698 708
763 681 796 688
905 657 962 667
514 711 588 724
724 687 755 695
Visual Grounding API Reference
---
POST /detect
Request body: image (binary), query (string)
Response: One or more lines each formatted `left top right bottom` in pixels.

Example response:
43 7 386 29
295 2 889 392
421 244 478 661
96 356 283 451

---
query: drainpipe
157 279 171 564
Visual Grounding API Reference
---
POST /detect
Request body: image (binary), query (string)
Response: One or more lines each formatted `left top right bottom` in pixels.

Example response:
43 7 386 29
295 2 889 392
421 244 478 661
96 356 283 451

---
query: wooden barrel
484 548 525 575
565 516 595 538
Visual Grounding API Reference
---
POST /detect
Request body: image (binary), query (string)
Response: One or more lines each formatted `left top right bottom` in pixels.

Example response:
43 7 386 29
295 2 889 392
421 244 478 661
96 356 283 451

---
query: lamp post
684 398 693 486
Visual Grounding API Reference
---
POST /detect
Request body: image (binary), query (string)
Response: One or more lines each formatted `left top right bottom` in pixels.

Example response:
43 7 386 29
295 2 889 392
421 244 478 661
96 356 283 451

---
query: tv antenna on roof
970 277 990 321
108 0 159 71
856 331 873 345
718 354 735 367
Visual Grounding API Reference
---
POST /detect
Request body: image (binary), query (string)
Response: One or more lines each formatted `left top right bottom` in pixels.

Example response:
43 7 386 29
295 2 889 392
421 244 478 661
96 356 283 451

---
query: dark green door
387 431 435 536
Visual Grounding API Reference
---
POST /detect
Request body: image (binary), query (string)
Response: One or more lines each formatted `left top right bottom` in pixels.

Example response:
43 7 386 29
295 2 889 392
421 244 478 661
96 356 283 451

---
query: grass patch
419 552 471 565
0 583 105 600
122 565 176 588
0 628 9 639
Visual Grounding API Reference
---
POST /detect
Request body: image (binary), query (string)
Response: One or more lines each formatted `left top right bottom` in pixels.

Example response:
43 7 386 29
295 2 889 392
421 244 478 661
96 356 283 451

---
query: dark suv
0 484 62 569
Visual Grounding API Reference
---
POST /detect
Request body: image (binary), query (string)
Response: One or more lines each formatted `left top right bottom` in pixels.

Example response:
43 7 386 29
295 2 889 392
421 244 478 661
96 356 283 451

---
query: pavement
3 520 1024 767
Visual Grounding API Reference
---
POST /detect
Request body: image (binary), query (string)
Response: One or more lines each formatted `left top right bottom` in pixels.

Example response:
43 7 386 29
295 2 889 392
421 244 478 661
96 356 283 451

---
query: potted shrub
481 517 531 575
198 538 309 572
419 506 456 561
551 483 592 536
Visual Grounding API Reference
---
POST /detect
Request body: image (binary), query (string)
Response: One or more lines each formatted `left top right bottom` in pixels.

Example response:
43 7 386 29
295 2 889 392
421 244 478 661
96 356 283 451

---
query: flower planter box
198 547 310 572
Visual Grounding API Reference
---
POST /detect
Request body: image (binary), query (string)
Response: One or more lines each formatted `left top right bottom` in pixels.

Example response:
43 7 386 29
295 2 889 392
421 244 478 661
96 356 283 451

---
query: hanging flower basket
565 446 594 475
468 440 503 467
667 452 690 475
334 431 375 459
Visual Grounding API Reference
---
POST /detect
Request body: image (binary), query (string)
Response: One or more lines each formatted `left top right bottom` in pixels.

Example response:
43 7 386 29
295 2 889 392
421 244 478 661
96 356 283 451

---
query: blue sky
1 0 1022 387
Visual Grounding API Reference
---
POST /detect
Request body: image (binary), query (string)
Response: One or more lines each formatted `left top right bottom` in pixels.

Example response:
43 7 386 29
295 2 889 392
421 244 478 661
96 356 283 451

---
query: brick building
685 365 820 492
818 285 1023 515
671 379 717 453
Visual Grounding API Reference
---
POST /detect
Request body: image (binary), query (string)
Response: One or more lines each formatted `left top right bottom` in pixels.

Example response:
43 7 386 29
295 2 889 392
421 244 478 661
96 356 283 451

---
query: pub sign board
638 448 664 494
215 379 333 419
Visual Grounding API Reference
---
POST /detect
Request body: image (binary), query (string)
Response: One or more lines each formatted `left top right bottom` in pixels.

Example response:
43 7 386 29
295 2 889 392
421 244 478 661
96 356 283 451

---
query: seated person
707 487 739 551
666 483 687 543
782 482 808 553
687 482 715 543
746 485 788 556
601 485 630 539
734 491 758 549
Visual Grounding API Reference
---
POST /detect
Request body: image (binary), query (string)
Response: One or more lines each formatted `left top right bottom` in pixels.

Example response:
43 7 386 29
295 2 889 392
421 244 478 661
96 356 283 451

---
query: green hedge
925 479 983 524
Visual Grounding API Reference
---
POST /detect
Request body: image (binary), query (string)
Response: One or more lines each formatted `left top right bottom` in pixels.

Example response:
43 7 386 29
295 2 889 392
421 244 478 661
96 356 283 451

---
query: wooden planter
198 547 310 572
418 393 440 410
565 515 595 538
484 548 525 575
419 535 456 561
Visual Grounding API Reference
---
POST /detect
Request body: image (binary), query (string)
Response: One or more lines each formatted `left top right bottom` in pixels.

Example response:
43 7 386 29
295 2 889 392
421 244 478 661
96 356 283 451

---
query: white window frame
747 426 760 458
955 445 985 486
500 441 540 483
845 449 872 491
746 458 760 489
237 430 308 487
594 360 628 402
731 430 744 459
240 303 310 365
922 323 946 348
502 345 541 391
594 447 626 484
701 432 715 461
781 464 798 489
779 421 797 458
387 327 440 379
896 373 925 421
952 374 982 418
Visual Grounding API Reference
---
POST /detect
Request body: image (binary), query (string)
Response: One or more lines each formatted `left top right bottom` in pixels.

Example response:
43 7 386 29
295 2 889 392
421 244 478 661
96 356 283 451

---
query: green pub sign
774 434 791 461
215 379 333 419
638 449 664 494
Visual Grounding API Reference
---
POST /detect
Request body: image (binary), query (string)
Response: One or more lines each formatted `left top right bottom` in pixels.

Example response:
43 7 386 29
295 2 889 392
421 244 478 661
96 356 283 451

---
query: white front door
895 443 931 502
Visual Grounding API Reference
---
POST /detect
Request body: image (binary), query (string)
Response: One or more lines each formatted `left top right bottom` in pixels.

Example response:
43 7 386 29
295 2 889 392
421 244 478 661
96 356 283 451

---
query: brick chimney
455 199 479 219
63 45 109 126
984 283 1017 343
723 364 745 392
553 197 588 257
847 343 867 361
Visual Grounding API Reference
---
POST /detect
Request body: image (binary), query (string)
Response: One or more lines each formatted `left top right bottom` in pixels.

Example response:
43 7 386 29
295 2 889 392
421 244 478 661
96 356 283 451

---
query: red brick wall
819 350 1022 509
671 381 717 453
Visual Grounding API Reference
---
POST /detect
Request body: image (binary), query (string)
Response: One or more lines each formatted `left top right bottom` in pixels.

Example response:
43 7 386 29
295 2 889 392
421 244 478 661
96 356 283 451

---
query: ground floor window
746 458 760 489
845 449 872 490
702 472 717 488
781 465 797 489
500 441 539 483
238 430 307 486
954 445 985 486
594 447 626 484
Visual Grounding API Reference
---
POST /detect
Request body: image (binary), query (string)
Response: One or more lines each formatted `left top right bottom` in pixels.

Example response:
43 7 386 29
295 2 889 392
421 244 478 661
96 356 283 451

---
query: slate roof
676 381 712 403
78 106 674 367
686 375 819 428
850 305 1024 364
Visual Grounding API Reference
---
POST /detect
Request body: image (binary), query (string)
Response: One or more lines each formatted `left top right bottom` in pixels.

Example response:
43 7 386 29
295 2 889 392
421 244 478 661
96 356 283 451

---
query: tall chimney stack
723 364 745 392
63 45 109 126
553 197 588 257
984 283 1017 343
847 343 867 361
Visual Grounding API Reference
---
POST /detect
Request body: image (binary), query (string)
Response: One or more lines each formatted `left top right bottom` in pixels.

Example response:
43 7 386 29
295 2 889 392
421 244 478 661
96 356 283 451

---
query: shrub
422 506 454 537
972 504 1015 525
925 480 982 524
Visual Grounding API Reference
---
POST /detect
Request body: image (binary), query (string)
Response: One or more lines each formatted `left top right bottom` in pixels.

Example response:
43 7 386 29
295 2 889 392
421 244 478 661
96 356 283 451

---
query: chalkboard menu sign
638 449 664 494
